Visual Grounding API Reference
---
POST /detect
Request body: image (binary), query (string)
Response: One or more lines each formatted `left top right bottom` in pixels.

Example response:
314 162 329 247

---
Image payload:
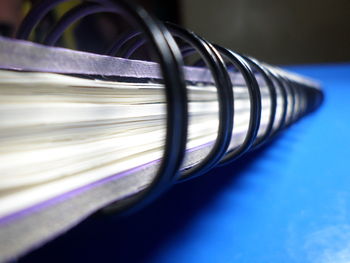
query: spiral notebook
0 0 323 262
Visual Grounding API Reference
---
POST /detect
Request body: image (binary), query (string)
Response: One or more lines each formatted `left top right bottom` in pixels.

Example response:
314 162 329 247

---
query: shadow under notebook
19 131 296 263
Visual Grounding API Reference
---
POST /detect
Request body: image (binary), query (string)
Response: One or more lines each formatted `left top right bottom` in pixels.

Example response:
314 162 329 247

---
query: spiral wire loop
17 0 189 215
14 0 324 213
164 24 234 181
239 55 277 148
89 21 236 181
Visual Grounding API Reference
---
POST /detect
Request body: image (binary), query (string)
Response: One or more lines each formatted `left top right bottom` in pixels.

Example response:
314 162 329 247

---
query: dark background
0 0 349 64
180 0 350 64
138 0 350 64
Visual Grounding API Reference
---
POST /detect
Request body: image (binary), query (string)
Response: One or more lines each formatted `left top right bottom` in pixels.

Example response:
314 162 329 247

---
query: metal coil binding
15 0 323 214
117 23 236 181
17 0 189 215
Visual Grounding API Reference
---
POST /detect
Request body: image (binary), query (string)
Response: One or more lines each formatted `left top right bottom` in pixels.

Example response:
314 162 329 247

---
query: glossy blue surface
21 63 350 263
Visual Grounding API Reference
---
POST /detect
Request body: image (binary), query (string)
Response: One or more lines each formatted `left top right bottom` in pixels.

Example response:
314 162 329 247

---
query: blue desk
21 63 350 263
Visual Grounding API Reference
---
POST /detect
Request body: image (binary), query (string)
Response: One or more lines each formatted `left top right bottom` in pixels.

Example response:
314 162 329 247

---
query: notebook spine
15 0 323 215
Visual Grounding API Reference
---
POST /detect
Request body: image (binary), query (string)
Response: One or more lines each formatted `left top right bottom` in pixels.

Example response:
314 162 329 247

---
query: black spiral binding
99 28 262 173
17 0 189 215
239 55 277 148
16 0 323 214
114 23 236 181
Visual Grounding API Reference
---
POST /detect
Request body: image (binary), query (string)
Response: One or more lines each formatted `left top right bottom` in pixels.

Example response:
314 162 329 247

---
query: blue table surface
21 63 350 263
